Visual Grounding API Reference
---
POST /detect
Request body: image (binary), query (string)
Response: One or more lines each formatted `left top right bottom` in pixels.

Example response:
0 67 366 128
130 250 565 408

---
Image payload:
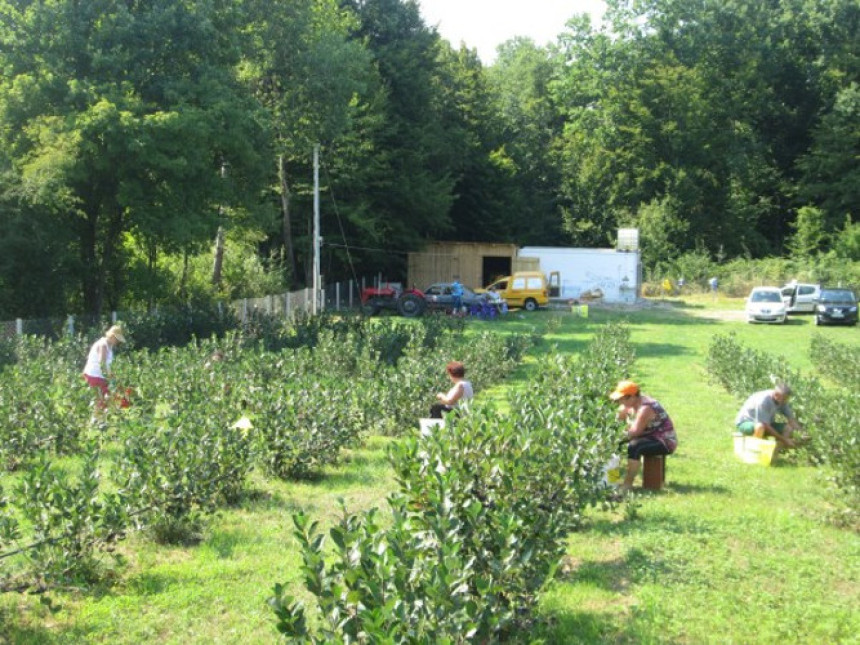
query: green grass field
2 297 858 644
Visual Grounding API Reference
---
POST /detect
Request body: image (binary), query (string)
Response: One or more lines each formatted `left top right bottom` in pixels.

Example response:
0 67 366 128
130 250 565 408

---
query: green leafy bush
0 311 537 588
113 408 255 544
269 323 632 641
0 485 21 583
810 334 860 389
122 302 238 351
0 336 92 469
252 377 364 481
706 333 858 526
15 450 128 583
0 337 16 370
646 255 860 297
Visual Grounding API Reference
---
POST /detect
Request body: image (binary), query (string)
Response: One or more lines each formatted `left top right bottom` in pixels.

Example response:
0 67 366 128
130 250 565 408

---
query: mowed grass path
2 299 858 644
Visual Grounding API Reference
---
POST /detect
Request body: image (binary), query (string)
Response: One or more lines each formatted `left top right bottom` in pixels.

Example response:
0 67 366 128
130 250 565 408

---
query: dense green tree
832 217 860 261
0 0 857 315
240 0 381 287
0 0 269 315
635 196 689 270
432 43 522 244
0 181 75 317
552 0 852 259
339 0 457 277
551 14 645 247
487 38 565 245
788 205 828 258
640 0 832 253
797 83 860 233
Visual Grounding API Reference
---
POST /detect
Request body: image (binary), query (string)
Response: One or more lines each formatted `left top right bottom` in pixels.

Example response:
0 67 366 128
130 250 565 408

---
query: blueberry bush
0 313 535 589
707 333 858 526
269 323 633 642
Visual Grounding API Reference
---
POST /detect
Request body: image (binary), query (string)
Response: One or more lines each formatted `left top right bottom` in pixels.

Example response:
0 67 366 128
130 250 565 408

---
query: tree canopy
0 0 856 316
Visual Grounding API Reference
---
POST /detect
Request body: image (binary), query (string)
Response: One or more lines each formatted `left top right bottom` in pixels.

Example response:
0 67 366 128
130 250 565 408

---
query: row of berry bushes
0 314 536 589
809 334 860 389
269 323 633 642
706 333 858 526
0 311 358 470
